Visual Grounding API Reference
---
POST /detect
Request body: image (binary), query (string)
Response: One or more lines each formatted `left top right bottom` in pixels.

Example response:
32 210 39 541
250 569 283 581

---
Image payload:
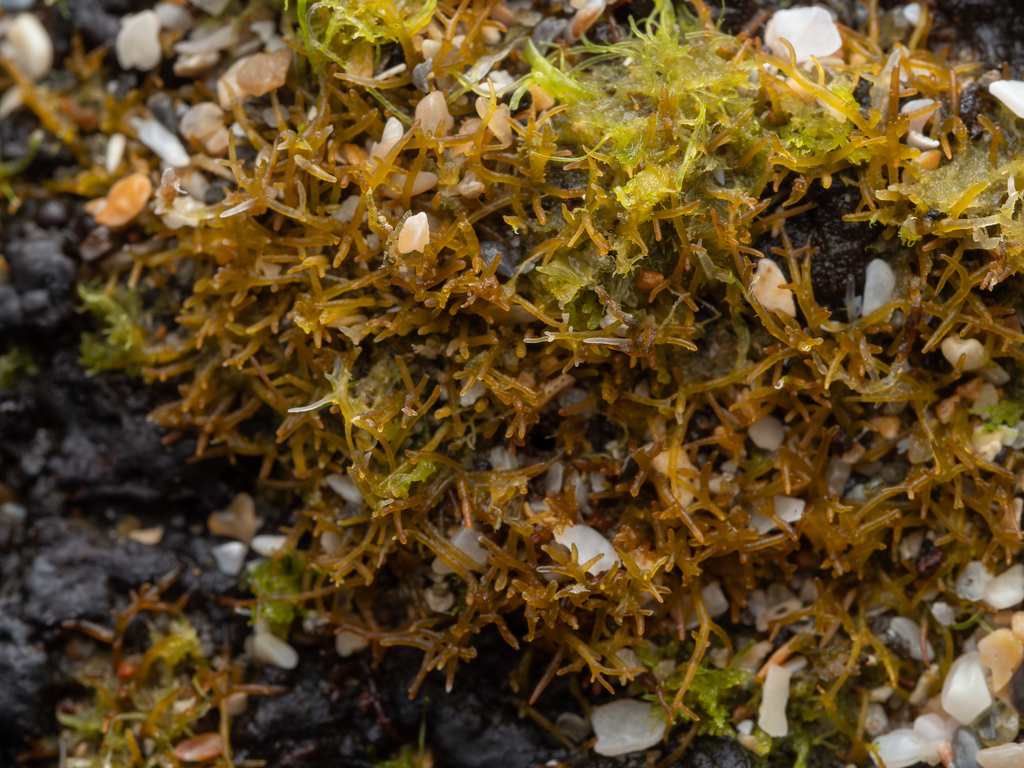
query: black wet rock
480 240 520 279
0 608 47 742
3 230 76 333
952 726 983 768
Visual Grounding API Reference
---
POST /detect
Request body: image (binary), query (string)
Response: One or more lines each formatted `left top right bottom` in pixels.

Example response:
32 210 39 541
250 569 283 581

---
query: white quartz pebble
983 563 1024 610
251 534 288 556
591 699 666 756
415 91 453 136
871 729 925 768
758 664 792 737
335 630 368 657
211 541 247 575
371 116 404 160
976 742 1024 768
554 523 620 575
252 628 298 669
433 525 490 574
764 6 843 66
179 102 229 156
888 615 934 662
116 11 163 71
861 259 896 317
940 651 992 724
752 258 796 317
913 713 952 744
3 13 53 81
941 335 988 371
325 473 364 505
105 132 127 175
749 415 785 451
132 117 191 167
930 602 956 627
397 212 430 254
990 81 1024 120
903 2 922 25
773 495 806 524
957 561 995 602
154 1 194 32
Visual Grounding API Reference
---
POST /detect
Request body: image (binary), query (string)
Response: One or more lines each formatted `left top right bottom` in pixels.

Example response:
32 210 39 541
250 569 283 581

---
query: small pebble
225 691 248 716
752 258 796 317
554 523 620 575
116 11 163 71
4 13 53 81
236 49 291 97
555 712 591 744
335 630 368 657
861 259 896 317
748 415 785 451
154 1 193 32
977 742 1024 768
764 6 843 66
105 133 127 175
433 524 490 574
187 0 230 16
175 50 220 77
758 664 792 737
989 81 1024 120
941 336 988 372
415 91 453 136
211 541 247 575
252 628 298 669
958 561 995 602
865 702 889 738
931 601 956 627
132 117 191 167
914 713 952 744
888 615 934 662
983 564 1024 610
941 651 992 725
773 495 805 524
251 534 287 556
179 102 229 156
459 380 486 407
952 726 984 768
207 492 258 543
173 733 223 762
590 699 666 756
397 212 430 253
871 729 924 768
371 116 404 160
92 173 153 228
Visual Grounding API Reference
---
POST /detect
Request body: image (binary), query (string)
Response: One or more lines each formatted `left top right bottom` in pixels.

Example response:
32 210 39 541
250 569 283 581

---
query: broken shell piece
335 630 368 657
415 91 453 136
208 492 259 543
397 212 430 253
179 102 229 156
236 49 291 98
871 729 924 768
371 116 405 160
4 13 53 81
554 523 620 575
92 173 153 228
251 534 288 556
251 627 298 669
116 11 163 71
133 117 191 167
433 524 490 574
211 541 247 576
591 699 666 756
752 258 796 317
764 6 843 66
758 664 792 737
989 80 1024 120
941 335 988 371
861 259 896 317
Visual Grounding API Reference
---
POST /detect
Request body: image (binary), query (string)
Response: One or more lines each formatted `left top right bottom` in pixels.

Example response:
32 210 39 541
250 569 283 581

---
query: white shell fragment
325 473 364 505
983 563 1024 610
871 729 925 768
117 11 163 71
861 259 896 317
3 13 53 81
758 664 792 737
105 133 127 175
154 1 194 33
372 116 404 160
941 335 988 371
752 258 796 317
433 525 490 575
211 541 248 576
132 117 191 167
764 6 843 66
887 616 934 662
251 534 288 556
957 560 995 602
989 80 1024 120
554 523 620 575
415 91 453 136
252 628 298 669
773 495 806 524
591 699 667 756
397 212 430 254
749 415 785 451
335 630 368 657
940 651 992 725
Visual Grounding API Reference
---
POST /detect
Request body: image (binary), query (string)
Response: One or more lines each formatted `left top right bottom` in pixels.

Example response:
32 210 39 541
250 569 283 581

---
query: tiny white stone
888 615 934 662
320 530 341 553
976 742 1024 768
186 0 230 16
0 86 23 119
871 729 925 768
104 132 127 176
701 581 730 619
957 560 995 602
554 523 620 575
900 98 937 134
116 11 163 71
752 258 796 317
773 495 806 524
211 541 248 575
179 102 228 156
175 23 234 56
415 91 453 136
983 563 1024 610
930 601 956 627
941 335 988 371
861 259 896 317
913 713 951 744
940 651 992 725
397 211 430 254
250 534 288 556
764 6 843 66
758 664 792 737
335 630 368 657
459 379 486 408
132 117 191 168
748 415 785 451
906 130 940 150
591 699 666 757
902 2 922 25
252 629 298 669
154 1 194 32
4 14 53 81
433 524 491 575
325 473 364 505
990 81 1024 120
865 702 889 737
371 116 404 160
